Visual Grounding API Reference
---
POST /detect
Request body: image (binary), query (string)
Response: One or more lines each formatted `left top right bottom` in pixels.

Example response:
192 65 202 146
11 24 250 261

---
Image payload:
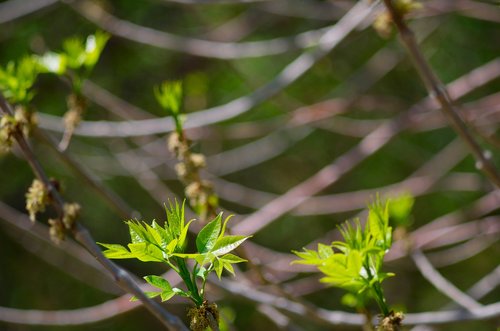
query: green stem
372 282 390 317
175 257 203 306
364 258 390 317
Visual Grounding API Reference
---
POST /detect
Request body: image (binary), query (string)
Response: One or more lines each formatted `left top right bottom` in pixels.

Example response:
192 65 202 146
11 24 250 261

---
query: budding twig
0 92 189 331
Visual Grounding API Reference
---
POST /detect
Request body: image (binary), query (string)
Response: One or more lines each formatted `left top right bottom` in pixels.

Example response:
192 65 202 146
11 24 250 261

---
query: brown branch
382 0 500 188
0 93 189 331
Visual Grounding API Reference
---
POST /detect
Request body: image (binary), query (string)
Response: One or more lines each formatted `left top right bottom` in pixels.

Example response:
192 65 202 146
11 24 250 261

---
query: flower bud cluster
373 0 422 38
63 202 81 230
0 106 36 152
63 94 86 133
60 93 87 149
167 132 217 220
25 179 49 222
48 218 65 244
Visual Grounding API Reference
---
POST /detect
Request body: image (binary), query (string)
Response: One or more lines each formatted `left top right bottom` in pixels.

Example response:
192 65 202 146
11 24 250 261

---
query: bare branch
0 0 57 24
383 0 500 188
37 0 378 137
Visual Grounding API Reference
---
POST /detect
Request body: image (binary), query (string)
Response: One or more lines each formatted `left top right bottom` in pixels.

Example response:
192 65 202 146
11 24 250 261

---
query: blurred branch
35 129 138 219
410 265 500 331
423 0 500 24
383 0 500 188
0 0 57 24
37 0 378 137
427 234 498 267
0 201 122 295
0 298 141 326
216 278 500 327
0 94 189 331
67 0 338 59
411 250 483 311
156 0 274 4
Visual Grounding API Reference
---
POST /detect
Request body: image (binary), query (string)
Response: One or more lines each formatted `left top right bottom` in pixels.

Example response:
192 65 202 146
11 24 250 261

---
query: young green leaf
196 213 222 253
83 31 110 70
130 291 161 302
154 80 183 115
213 258 224 279
218 214 234 240
177 219 194 252
145 222 164 247
291 247 323 266
98 243 136 259
0 56 39 104
144 275 173 291
388 193 414 227
164 200 185 238
35 52 67 75
317 243 334 259
219 253 246 264
128 243 164 262
211 235 250 257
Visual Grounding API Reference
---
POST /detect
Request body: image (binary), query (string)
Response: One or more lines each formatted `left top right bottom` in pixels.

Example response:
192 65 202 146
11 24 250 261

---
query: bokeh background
1 0 499 330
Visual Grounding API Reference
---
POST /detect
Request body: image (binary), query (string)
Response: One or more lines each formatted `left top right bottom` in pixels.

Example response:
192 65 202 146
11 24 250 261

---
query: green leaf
218 214 234 240
220 253 246 264
368 198 389 243
160 290 175 302
145 221 163 246
177 219 194 252
143 276 175 302
152 220 172 248
0 56 39 104
166 238 178 254
126 221 148 244
173 288 190 297
196 213 222 253
83 31 110 69
130 291 161 302
144 275 172 291
211 235 250 257
35 52 67 75
61 31 109 70
291 248 321 265
128 243 163 262
388 193 414 227
164 200 185 238
195 266 208 281
154 80 183 114
222 260 235 276
98 243 136 259
214 258 224 279
317 243 334 259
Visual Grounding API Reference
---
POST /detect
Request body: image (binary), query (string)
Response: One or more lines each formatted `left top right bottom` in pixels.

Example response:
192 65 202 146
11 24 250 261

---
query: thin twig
383 0 500 188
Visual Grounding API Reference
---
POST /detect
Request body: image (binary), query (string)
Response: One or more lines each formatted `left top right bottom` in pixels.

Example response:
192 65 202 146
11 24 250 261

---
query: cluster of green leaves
0 56 39 104
292 195 414 316
154 80 184 134
0 32 108 105
36 31 109 93
99 200 250 306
